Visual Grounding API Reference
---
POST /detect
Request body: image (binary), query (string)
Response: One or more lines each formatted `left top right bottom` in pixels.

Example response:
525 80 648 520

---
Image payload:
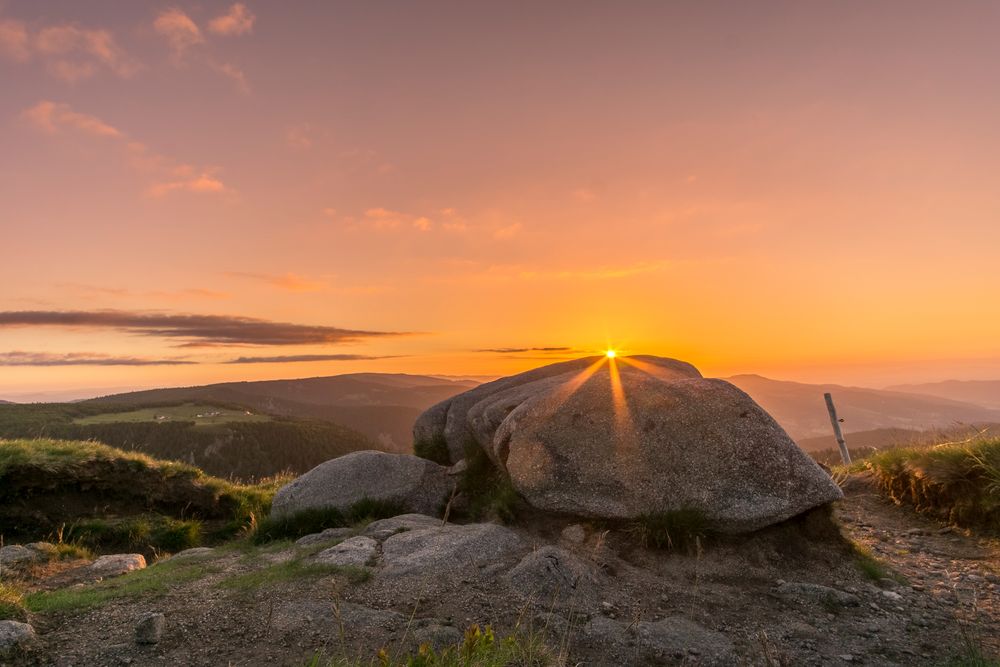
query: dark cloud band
0 351 196 366
0 310 408 347
477 346 573 353
224 354 396 364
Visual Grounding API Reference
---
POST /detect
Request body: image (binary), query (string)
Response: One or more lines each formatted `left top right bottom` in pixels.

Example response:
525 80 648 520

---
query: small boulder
381 523 523 577
271 451 453 519
170 547 215 561
408 619 464 652
89 554 146 578
560 524 587 545
0 620 35 657
0 545 39 567
134 612 165 644
313 536 377 567
507 546 598 603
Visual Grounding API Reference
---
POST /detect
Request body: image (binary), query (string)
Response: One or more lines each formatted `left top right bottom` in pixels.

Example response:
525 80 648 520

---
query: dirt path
836 471 1000 658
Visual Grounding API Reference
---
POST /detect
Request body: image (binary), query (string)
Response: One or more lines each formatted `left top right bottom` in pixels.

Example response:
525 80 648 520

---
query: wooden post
824 392 851 465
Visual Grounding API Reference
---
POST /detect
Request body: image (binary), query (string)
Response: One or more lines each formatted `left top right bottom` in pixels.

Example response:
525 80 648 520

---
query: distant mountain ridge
886 379 1000 410
724 374 1000 442
91 373 479 452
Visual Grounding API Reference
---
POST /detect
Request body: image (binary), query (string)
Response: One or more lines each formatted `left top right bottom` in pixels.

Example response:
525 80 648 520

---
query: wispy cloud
0 310 410 347
0 351 195 366
208 4 256 36
61 283 230 302
476 347 573 354
22 100 232 198
22 100 122 137
227 272 327 292
0 18 139 81
224 354 396 364
212 61 249 94
493 222 522 240
154 8 203 60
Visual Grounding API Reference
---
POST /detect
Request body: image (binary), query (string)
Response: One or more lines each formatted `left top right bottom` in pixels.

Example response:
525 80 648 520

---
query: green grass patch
72 403 272 427
252 498 406 544
305 624 556 667
866 438 1000 532
64 515 204 553
24 558 214 615
629 507 710 552
0 583 27 621
457 443 525 524
851 542 906 584
218 560 370 591
414 434 452 466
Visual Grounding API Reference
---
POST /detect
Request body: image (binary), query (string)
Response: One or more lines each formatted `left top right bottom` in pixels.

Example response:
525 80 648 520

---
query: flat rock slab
362 514 443 536
0 620 35 657
313 536 377 567
170 547 216 561
381 523 523 577
271 451 453 519
295 527 354 546
773 581 861 608
89 554 146 578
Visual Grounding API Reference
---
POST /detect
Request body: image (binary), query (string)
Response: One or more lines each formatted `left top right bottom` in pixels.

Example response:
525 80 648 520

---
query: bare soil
6 472 998 667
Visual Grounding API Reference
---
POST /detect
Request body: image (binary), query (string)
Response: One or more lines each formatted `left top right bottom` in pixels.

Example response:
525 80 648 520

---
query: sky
2 0 1000 398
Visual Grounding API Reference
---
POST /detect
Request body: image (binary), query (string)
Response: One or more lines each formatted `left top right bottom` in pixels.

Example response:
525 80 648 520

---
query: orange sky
3 1 1000 397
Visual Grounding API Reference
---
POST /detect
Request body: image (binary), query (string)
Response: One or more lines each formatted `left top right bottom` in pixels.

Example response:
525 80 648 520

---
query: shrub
630 507 710 552
867 438 1000 532
414 435 451 466
152 518 203 552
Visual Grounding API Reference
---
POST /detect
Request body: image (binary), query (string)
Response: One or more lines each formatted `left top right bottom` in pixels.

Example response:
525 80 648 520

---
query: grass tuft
457 442 525 524
0 583 27 621
414 434 452 466
252 498 407 544
630 507 710 552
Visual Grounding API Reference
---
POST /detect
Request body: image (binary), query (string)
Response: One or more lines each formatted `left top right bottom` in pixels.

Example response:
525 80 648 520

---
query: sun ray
608 355 638 454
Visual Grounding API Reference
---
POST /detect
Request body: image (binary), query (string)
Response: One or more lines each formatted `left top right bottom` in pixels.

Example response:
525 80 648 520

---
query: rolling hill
724 374 1000 442
886 379 1000 410
91 373 479 452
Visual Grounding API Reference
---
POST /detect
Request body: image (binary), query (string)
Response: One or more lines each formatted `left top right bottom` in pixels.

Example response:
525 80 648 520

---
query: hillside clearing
72 403 271 426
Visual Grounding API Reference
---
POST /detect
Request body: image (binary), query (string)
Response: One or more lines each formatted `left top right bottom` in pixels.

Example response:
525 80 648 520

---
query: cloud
212 61 249 94
22 101 122 137
224 354 395 364
573 188 597 203
0 19 29 61
286 124 313 150
493 223 522 240
227 272 327 292
147 170 229 197
21 100 233 198
208 3 256 36
0 310 409 347
0 351 195 366
0 19 138 81
477 347 573 354
154 7 203 60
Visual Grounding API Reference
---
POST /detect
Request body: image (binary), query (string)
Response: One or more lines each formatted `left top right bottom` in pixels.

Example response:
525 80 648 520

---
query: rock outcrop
271 451 453 519
414 355 842 532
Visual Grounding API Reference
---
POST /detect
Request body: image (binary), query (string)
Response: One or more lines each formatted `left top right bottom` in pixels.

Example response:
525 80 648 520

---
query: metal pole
824 392 851 465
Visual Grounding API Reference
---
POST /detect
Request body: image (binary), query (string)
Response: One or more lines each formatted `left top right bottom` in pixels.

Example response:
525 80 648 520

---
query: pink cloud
208 3 256 36
0 19 29 61
22 101 122 137
213 61 249 93
147 171 228 198
154 8 203 59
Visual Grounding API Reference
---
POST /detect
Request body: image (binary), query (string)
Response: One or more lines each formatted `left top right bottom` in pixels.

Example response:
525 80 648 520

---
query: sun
605 349 616 359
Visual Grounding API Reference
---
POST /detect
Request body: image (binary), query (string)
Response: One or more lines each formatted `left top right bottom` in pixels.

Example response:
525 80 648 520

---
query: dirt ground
6 472 999 667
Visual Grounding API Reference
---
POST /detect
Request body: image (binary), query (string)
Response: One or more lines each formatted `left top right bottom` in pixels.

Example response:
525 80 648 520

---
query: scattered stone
134 613 165 644
636 617 734 665
89 554 146 578
313 536 377 567
381 523 523 576
507 546 598 603
271 451 453 519
773 582 860 608
839 654 855 662
881 590 904 602
0 621 35 657
560 524 586 545
295 527 353 546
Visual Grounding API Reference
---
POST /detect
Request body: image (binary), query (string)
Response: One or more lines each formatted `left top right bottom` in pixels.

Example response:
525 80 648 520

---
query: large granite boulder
413 355 842 533
271 451 453 519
